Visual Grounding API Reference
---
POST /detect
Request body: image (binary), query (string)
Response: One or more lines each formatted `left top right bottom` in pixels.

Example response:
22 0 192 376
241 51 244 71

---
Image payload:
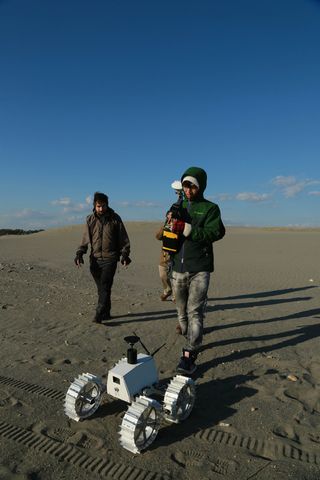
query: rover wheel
163 375 196 423
64 373 104 421
119 396 162 453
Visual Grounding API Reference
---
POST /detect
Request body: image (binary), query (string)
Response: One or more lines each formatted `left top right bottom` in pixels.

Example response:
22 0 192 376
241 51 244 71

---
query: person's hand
166 211 173 224
120 255 132 267
74 253 84 267
171 219 192 237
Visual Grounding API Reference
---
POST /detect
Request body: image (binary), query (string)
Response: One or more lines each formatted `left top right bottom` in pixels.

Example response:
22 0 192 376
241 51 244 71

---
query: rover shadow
153 373 258 449
93 396 125 419
154 322 320 448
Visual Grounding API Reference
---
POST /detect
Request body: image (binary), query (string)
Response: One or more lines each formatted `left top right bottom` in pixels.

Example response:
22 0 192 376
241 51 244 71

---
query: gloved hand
170 203 191 222
74 252 84 266
171 219 192 237
121 255 132 266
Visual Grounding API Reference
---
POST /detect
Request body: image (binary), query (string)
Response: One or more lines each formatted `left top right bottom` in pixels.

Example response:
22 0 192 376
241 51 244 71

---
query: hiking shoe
176 349 197 375
176 356 197 375
160 291 172 301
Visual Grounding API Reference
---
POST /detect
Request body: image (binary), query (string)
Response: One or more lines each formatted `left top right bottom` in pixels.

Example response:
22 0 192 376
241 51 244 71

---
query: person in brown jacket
74 191 131 323
155 211 174 301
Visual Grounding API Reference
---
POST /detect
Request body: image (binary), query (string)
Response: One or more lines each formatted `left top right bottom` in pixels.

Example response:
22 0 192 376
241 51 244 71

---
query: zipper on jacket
180 251 184 273
180 199 191 273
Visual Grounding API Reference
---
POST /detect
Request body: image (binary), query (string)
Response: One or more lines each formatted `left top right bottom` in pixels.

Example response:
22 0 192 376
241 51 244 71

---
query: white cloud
0 209 57 229
272 176 297 187
272 176 320 198
11 209 54 220
62 203 89 213
135 201 160 207
0 196 93 228
63 214 86 223
0 195 163 229
51 196 91 213
283 183 306 198
235 192 271 202
118 200 161 208
216 193 234 201
51 197 72 206
309 191 320 196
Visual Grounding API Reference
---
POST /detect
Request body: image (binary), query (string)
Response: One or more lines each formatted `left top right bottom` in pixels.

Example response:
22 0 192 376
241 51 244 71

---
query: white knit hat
182 176 199 188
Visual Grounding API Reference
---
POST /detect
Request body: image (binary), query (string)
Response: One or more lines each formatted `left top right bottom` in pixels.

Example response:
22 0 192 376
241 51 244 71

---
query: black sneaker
177 349 197 375
177 357 197 375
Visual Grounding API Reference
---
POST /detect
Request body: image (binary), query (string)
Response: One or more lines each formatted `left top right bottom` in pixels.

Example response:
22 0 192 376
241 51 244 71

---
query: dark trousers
90 258 117 316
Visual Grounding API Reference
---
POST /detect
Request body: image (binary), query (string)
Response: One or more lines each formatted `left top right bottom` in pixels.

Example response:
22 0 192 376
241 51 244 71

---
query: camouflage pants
172 271 210 351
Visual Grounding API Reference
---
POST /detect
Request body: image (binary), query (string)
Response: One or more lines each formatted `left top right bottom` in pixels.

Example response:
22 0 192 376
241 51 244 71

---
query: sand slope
0 224 320 479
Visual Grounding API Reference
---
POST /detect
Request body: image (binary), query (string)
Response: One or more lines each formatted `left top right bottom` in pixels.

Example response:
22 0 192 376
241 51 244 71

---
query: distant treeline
0 229 44 236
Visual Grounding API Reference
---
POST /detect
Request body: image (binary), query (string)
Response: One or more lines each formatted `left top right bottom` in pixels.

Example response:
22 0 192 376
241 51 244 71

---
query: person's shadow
206 295 313 313
200 320 320 375
105 286 316 326
204 307 320 335
205 285 316 314
210 285 317 301
104 308 177 326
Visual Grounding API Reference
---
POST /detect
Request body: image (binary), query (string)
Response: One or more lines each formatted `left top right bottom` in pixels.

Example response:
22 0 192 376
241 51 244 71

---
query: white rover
64 335 196 454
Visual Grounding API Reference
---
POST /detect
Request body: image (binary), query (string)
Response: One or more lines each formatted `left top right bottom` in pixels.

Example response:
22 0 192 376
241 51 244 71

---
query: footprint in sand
43 356 72 365
284 385 320 413
0 465 34 479
68 429 105 450
0 389 10 407
46 426 74 442
171 449 238 476
273 424 299 442
28 355 74 371
309 433 320 444
0 394 26 410
31 422 73 443
306 362 320 384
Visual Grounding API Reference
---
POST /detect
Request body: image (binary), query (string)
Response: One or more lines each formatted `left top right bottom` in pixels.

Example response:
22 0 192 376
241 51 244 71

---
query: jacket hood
181 166 207 194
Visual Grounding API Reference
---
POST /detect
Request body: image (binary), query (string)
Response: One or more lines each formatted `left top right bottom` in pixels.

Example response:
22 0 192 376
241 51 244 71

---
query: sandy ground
0 223 320 480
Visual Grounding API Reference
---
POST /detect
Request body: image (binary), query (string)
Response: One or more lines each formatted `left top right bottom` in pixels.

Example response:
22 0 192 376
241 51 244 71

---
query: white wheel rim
64 373 104 421
119 396 161 453
163 375 196 423
134 405 159 448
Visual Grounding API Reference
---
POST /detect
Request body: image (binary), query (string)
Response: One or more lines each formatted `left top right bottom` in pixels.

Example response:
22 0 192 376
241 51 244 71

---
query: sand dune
0 224 320 479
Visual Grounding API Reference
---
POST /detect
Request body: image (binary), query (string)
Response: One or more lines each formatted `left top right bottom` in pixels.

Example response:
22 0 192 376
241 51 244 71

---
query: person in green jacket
169 166 225 374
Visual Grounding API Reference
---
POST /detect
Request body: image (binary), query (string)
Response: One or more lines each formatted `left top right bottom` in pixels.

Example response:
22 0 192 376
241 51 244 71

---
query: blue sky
0 0 320 229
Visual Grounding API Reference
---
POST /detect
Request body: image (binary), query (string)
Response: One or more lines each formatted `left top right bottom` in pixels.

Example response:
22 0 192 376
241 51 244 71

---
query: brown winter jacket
77 209 130 262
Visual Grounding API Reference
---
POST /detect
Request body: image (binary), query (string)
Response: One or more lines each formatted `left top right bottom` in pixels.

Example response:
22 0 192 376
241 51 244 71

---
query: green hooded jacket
171 166 224 273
